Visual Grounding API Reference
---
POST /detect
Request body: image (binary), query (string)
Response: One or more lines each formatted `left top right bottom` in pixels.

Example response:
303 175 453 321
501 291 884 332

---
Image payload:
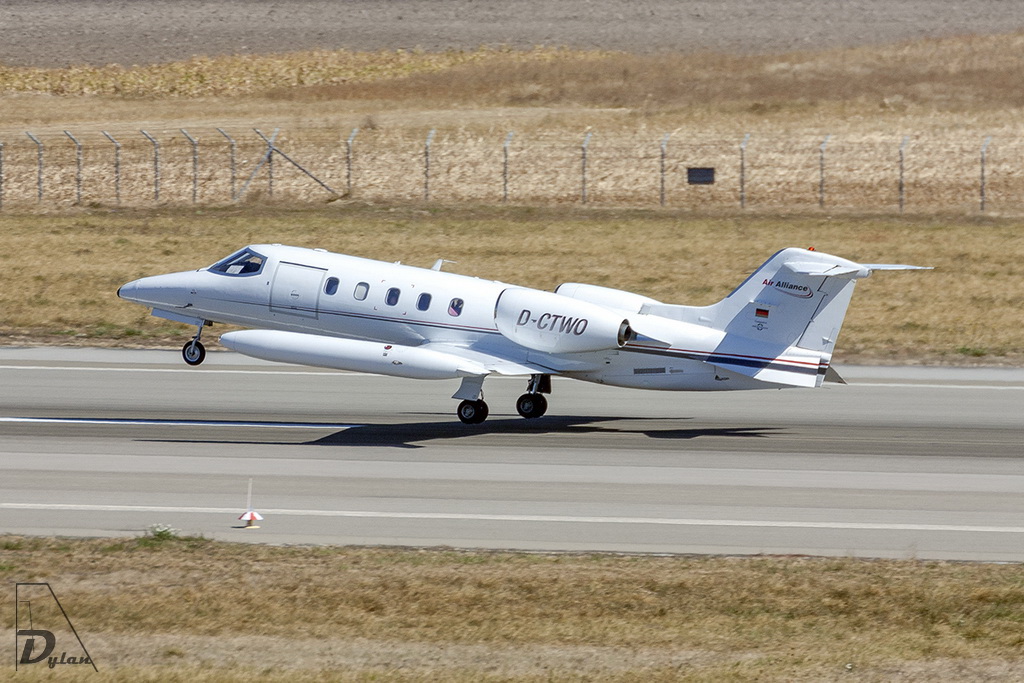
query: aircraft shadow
140 414 780 449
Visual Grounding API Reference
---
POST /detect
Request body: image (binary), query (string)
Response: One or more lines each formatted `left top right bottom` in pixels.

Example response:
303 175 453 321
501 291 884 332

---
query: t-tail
639 248 931 388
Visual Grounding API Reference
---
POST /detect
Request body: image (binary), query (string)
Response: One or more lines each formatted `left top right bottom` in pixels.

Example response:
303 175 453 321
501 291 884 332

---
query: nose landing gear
182 320 210 366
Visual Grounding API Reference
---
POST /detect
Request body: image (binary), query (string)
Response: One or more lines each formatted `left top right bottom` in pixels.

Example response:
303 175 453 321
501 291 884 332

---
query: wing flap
425 344 557 376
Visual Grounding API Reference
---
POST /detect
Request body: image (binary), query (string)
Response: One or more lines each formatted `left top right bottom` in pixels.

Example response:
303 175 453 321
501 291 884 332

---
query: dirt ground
3 0 1024 67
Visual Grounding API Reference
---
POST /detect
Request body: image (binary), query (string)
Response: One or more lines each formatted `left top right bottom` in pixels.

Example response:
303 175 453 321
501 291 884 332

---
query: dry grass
2 34 1024 211
0 204 1020 364
2 124 1023 212
281 33 1024 112
0 47 597 98
2 33 1024 110
1 35 1022 360
3 535 1024 681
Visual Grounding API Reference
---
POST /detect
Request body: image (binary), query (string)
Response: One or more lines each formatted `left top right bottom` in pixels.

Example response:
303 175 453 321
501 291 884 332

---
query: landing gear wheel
182 340 206 366
457 399 489 424
516 393 548 419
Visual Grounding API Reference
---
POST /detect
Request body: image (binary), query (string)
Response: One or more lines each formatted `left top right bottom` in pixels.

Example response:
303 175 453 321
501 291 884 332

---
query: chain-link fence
2 127 1022 212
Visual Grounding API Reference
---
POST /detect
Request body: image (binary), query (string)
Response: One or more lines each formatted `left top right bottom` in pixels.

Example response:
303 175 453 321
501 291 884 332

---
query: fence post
581 131 593 204
659 133 670 206
236 128 279 202
216 128 237 200
0 141 4 210
266 133 274 198
63 131 83 206
739 133 751 209
346 127 359 197
140 130 160 201
980 136 992 212
424 129 436 201
102 132 121 204
503 131 514 203
253 128 338 197
818 134 832 209
181 129 199 203
26 132 44 201
898 135 909 213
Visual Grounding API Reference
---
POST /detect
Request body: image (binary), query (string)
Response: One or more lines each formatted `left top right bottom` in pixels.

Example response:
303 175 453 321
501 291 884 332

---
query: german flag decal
755 308 770 319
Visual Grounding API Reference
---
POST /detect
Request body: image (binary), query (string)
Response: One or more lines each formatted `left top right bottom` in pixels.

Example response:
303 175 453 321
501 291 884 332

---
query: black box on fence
687 167 715 185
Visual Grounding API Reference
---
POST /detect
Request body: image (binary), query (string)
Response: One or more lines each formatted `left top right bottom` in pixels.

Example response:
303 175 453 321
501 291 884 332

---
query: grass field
3 31 1023 682
3 35 1024 210
4 534 1024 681
1 204 1021 363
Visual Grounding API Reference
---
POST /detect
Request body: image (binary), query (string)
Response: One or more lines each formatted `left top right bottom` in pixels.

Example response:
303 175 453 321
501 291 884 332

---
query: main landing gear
456 399 489 424
182 320 210 366
515 392 547 419
455 374 551 424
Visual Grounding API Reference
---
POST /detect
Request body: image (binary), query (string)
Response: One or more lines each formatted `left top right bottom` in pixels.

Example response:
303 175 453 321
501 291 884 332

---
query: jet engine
554 283 661 313
494 288 633 354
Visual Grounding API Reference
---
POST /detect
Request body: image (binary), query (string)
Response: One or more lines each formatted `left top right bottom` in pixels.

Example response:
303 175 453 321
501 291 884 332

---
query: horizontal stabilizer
782 261 866 278
782 260 932 278
862 263 933 271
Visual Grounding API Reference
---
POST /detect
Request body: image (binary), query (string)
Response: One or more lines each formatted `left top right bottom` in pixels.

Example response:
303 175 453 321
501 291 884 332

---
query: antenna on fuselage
432 259 457 271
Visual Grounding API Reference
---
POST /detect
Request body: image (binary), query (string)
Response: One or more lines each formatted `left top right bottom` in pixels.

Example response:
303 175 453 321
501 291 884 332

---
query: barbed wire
1 127 1022 212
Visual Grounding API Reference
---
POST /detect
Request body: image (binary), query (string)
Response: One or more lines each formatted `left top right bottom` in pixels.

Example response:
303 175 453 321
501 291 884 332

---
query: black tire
457 399 489 424
516 393 548 419
182 340 206 366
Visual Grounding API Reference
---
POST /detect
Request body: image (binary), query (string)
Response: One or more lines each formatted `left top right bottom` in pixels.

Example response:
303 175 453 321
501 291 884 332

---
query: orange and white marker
238 509 263 529
238 478 263 529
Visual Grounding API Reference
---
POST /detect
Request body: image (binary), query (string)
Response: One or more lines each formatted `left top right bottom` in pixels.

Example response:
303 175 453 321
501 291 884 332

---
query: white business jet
117 245 928 423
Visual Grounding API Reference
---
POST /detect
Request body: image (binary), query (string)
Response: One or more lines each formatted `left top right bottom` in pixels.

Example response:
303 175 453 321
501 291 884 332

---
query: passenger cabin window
385 288 401 306
416 293 432 311
448 298 464 317
353 282 369 301
209 248 266 276
324 277 339 296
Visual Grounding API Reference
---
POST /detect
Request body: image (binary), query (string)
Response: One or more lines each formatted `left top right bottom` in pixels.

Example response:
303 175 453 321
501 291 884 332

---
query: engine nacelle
554 282 661 313
494 287 632 354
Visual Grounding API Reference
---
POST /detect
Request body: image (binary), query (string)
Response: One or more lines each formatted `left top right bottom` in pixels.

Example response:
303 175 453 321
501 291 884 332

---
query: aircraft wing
424 342 612 375
219 330 567 380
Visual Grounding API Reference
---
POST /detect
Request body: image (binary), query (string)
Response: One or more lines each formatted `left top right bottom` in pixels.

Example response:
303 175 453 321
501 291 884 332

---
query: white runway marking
3 503 1023 534
0 417 360 430
2 365 1022 390
852 382 1024 391
0 364 333 377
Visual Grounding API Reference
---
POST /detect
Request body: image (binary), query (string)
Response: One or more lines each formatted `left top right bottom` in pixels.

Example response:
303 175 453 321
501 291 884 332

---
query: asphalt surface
0 347 1022 561
4 1 1024 67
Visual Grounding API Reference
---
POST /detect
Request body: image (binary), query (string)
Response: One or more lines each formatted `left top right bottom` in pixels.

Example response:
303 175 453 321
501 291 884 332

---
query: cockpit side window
209 248 266 277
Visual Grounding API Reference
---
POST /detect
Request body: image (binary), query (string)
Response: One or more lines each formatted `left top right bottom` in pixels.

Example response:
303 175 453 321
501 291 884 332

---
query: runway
1 347 1021 561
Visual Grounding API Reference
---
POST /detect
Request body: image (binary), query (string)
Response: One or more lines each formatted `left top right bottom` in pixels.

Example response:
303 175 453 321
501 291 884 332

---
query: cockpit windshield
208 248 266 276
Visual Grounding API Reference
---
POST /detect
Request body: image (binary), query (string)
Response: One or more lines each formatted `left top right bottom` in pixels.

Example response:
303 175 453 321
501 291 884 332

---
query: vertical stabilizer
705 248 871 386
716 248 869 350
706 249 929 386
631 248 928 387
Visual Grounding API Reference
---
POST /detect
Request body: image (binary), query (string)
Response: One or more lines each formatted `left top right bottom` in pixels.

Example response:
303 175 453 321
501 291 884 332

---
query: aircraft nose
116 279 138 300
115 272 195 308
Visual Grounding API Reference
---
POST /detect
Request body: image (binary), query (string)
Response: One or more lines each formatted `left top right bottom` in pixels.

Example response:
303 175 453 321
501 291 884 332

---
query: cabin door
270 262 326 319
